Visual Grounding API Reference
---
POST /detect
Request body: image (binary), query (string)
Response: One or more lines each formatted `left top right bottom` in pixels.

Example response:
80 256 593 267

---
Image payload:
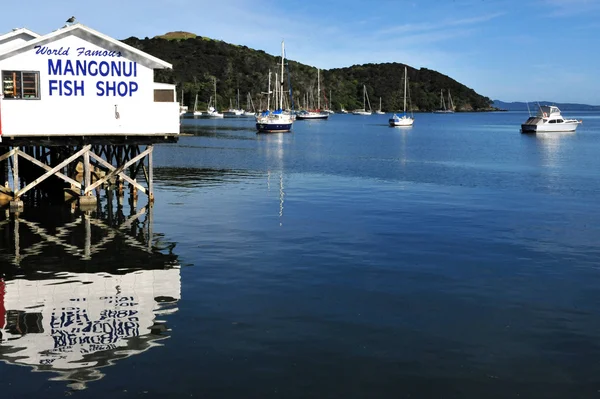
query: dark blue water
2 111 600 398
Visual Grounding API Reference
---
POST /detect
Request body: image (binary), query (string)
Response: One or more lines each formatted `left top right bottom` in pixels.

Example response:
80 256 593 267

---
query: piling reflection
0 201 180 390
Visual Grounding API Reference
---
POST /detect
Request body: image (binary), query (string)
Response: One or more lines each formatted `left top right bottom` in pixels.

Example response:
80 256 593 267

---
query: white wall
0 35 179 136
0 33 35 54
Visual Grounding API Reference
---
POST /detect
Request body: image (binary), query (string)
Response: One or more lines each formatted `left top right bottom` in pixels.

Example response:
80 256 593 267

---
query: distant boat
434 89 454 113
375 97 385 114
224 90 244 117
204 78 224 118
389 66 414 127
182 93 203 117
521 105 582 133
352 85 372 115
296 110 329 120
297 68 329 120
256 41 294 133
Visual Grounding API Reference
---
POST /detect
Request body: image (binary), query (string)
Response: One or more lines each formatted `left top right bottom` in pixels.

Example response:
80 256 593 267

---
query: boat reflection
532 131 574 169
258 134 286 226
0 202 180 390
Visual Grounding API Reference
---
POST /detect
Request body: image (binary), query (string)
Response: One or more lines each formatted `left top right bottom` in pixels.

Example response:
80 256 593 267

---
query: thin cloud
539 0 600 16
376 12 505 37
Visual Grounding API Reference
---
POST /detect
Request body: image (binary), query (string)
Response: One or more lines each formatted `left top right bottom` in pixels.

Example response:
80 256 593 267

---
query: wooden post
83 212 91 260
10 146 23 212
12 146 18 196
79 146 97 209
148 145 154 203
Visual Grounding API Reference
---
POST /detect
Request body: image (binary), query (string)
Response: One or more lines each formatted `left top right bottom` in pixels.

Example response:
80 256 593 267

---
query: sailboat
434 89 454 113
296 68 328 120
244 92 256 116
204 77 224 118
389 66 414 127
375 97 385 114
323 90 335 114
182 93 203 117
256 41 294 133
224 89 244 117
352 85 372 115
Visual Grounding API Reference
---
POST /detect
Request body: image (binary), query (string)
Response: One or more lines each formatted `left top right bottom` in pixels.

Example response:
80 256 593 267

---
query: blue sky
4 0 600 104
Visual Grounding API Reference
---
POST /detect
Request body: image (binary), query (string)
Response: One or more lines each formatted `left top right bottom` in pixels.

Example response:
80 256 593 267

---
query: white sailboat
352 85 372 115
296 68 328 120
389 66 414 127
434 89 454 113
182 93 203 117
375 97 385 114
204 77 224 118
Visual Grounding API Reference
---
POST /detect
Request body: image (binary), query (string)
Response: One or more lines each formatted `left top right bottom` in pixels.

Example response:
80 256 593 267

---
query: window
2 70 40 99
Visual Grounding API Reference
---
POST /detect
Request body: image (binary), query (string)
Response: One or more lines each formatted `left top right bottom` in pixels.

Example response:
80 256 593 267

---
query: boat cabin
536 105 561 119
0 23 179 138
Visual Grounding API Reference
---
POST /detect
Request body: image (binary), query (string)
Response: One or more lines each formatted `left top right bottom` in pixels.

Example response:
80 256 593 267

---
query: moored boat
521 105 582 133
296 110 329 120
256 41 294 133
389 66 414 127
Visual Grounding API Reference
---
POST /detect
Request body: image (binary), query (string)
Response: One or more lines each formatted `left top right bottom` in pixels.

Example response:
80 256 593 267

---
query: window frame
2 70 41 100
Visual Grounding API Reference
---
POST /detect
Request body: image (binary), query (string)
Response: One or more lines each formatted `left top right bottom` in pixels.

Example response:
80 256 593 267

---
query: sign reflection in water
0 200 180 390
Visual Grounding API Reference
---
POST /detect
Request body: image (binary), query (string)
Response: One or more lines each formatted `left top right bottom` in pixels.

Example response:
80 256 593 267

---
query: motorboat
521 105 582 133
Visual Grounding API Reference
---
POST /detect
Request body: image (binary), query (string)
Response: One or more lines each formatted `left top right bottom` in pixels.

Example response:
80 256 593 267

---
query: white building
0 23 179 137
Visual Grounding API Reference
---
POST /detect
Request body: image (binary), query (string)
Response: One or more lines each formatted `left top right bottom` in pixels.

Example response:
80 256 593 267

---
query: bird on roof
66 16 76 24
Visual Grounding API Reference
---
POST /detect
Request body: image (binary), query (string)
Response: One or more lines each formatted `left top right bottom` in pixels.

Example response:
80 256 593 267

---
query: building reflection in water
0 199 180 391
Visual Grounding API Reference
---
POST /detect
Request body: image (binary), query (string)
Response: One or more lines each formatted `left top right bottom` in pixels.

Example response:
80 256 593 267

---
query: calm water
2 111 600 398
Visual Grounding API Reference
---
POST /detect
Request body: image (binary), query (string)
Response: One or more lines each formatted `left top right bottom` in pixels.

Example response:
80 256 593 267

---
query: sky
4 0 600 104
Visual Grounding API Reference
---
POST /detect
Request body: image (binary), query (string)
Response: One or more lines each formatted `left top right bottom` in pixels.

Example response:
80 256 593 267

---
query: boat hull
389 119 414 127
256 122 293 133
521 121 580 133
296 114 329 120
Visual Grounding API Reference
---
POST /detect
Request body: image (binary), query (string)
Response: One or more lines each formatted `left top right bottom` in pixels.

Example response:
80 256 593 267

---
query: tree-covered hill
122 33 494 112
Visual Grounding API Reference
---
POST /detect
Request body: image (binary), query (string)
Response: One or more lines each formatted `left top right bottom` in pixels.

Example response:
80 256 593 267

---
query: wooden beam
15 145 90 198
86 147 150 194
0 148 17 163
16 150 81 189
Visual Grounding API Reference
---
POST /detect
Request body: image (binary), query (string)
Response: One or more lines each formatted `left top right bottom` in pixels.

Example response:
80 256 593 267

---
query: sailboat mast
363 85 366 110
317 68 320 110
275 72 279 109
213 77 218 110
403 67 407 113
280 40 285 111
267 70 271 110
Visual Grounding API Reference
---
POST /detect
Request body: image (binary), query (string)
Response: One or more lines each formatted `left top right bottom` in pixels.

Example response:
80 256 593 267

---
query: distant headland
122 31 496 113
493 100 600 112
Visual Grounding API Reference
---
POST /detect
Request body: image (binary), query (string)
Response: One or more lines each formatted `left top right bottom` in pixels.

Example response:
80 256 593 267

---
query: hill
493 100 600 112
122 33 494 112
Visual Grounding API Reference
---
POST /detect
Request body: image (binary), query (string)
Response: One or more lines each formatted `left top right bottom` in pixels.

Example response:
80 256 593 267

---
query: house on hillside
0 23 179 138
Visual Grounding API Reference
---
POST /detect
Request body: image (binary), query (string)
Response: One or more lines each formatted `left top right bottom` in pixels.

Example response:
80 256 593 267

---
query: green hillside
122 33 493 112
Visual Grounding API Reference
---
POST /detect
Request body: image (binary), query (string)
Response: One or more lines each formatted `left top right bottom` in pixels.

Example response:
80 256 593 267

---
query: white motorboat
389 66 414 127
521 105 582 133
